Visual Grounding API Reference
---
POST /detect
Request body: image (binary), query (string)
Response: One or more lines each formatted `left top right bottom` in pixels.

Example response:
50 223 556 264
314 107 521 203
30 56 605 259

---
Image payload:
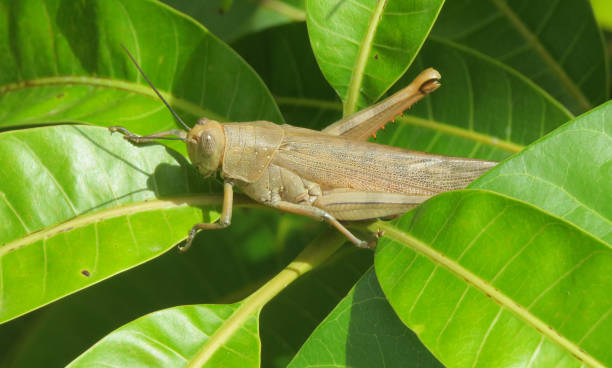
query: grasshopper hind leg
269 200 370 248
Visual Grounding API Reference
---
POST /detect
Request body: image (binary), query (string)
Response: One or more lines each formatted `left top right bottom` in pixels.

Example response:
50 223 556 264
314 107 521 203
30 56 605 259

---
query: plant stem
187 230 346 367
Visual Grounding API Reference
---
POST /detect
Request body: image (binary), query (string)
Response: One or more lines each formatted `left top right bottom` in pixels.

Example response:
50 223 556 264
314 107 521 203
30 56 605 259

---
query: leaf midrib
0 76 225 122
370 220 605 368
344 0 388 115
398 115 523 153
0 194 259 256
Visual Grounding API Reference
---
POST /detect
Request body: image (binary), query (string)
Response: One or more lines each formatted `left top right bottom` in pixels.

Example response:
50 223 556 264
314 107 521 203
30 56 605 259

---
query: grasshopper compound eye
203 134 214 153
186 120 226 177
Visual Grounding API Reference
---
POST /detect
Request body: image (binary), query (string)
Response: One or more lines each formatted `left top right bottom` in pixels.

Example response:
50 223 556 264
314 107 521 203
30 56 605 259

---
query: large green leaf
289 267 442 368
0 0 283 135
374 190 611 367
432 0 609 114
0 125 222 324
0 207 317 367
472 100 612 244
306 0 445 114
371 104 612 366
68 303 260 368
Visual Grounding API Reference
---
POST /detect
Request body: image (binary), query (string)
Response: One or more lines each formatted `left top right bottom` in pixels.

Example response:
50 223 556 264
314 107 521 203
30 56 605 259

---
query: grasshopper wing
274 130 496 196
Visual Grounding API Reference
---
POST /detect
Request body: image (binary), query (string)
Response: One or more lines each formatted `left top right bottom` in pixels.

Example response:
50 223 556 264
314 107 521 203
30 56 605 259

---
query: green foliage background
0 0 610 367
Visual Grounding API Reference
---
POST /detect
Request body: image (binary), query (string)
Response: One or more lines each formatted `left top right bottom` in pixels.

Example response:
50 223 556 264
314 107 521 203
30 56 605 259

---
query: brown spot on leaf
59 226 74 234
81 270 90 277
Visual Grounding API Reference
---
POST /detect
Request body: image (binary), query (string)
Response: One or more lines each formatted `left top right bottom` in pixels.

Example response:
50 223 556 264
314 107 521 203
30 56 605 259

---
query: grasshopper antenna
120 43 191 131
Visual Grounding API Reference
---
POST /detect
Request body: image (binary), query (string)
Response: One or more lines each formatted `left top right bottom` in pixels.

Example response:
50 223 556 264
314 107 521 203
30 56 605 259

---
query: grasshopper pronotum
111 47 496 251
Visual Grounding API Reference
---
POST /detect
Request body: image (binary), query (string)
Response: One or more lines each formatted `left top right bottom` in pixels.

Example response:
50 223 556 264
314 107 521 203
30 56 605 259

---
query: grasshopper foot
109 126 146 143
178 226 200 253
178 218 232 253
355 239 371 248
353 228 383 249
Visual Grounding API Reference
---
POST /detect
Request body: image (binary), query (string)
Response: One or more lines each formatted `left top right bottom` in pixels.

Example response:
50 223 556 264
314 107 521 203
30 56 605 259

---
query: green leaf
432 0 609 114
0 208 318 367
67 303 260 368
374 190 612 367
306 0 445 114
161 0 306 42
473 100 612 245
66 231 347 367
289 267 443 368
0 125 222 324
0 0 283 134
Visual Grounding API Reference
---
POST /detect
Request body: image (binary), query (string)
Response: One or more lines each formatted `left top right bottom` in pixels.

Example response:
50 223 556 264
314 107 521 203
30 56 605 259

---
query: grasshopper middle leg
269 200 370 248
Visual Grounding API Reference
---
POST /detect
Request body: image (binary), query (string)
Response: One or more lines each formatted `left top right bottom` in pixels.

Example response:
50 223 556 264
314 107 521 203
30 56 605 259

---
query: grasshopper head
186 118 225 177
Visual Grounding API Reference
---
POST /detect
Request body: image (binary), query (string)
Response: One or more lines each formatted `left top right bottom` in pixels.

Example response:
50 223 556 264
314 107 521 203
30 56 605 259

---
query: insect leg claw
109 126 141 142
356 239 370 248
179 226 199 253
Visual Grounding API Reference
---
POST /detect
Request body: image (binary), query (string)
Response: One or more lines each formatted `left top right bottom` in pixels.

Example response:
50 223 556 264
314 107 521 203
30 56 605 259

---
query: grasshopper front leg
180 181 234 252
109 126 188 143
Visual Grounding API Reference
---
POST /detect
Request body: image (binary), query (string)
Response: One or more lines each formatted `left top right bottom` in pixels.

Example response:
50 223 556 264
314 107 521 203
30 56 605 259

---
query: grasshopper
111 47 496 251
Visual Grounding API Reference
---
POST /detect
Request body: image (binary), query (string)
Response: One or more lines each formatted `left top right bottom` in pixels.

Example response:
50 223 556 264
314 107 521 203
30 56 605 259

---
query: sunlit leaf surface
68 303 260 368
375 190 611 367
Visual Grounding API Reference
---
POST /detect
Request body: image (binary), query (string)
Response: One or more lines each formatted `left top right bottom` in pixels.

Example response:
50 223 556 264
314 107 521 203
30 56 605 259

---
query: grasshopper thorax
187 118 225 178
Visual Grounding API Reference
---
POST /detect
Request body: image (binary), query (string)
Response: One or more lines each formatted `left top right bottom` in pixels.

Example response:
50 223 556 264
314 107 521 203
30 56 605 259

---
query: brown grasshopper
110 47 496 251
